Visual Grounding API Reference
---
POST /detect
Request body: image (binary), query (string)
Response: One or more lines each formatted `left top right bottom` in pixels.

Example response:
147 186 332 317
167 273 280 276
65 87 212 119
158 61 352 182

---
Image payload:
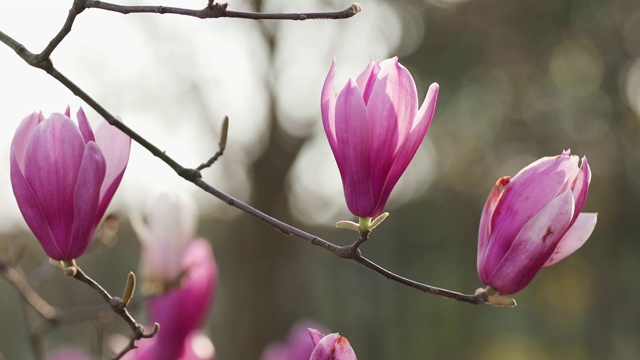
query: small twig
38 0 86 59
71 267 158 360
350 230 370 252
19 300 46 360
196 116 228 171
84 0 362 21
1 265 58 321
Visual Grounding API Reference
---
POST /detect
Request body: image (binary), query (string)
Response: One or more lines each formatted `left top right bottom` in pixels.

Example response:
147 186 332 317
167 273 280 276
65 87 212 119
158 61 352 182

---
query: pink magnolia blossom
322 57 439 218
308 329 357 360
136 239 218 360
10 108 131 261
132 191 198 285
477 150 597 295
260 320 327 360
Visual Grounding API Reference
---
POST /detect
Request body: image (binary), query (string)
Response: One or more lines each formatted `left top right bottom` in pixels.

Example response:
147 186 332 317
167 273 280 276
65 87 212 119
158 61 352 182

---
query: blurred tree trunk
219 2 308 355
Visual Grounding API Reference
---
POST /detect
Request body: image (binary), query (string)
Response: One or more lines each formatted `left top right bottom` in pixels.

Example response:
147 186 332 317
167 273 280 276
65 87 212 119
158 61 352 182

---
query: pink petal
22 115 86 259
569 157 591 226
261 322 326 360
76 108 95 143
134 192 198 282
310 333 357 360
94 117 131 222
367 81 400 202
11 112 43 171
477 176 509 284
148 239 217 360
486 189 575 295
376 58 419 147
180 331 216 360
321 58 338 152
334 79 374 217
10 152 60 259
543 212 597 267
367 59 419 203
66 142 106 260
308 329 326 347
372 82 438 216
483 154 580 272
354 60 380 105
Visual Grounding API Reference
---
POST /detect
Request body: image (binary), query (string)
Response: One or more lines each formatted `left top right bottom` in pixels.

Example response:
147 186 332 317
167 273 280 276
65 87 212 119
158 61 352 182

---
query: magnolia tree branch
0 4 489 305
0 265 58 321
71 266 158 360
84 0 362 20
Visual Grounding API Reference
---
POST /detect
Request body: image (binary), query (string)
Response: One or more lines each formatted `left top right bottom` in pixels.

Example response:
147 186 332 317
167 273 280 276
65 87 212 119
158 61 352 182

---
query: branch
193 178 488 304
70 266 158 360
84 0 362 21
0 8 489 305
38 0 86 59
0 263 58 322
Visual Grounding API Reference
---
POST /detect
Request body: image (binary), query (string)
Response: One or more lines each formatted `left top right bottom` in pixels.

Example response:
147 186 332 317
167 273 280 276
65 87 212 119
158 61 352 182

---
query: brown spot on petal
542 227 554 242
496 176 511 188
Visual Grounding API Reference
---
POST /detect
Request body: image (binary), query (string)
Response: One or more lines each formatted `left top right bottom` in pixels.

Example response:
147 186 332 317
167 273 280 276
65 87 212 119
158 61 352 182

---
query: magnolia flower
131 191 198 288
308 329 357 360
477 150 597 295
322 57 439 219
260 320 327 360
140 239 218 360
10 108 131 261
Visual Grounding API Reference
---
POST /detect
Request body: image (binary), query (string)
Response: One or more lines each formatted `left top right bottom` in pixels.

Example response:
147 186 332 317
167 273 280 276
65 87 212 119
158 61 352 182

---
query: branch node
178 168 203 181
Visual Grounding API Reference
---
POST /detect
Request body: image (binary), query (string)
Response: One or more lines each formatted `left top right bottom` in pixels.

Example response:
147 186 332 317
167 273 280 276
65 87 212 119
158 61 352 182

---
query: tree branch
38 0 86 59
0 263 58 322
71 266 158 360
84 0 362 21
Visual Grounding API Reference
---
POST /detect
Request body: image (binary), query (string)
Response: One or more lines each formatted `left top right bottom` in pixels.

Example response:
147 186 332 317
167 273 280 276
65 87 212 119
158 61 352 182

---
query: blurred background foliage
1 0 640 358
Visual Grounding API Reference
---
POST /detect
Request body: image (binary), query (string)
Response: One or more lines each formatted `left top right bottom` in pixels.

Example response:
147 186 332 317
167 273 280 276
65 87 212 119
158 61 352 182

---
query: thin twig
19 301 45 360
38 0 86 59
196 116 228 171
84 0 362 21
1 265 58 321
71 267 158 360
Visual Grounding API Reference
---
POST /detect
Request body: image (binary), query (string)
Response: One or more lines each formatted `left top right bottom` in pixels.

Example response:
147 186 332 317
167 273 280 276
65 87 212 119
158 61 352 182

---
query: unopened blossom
308 329 357 360
260 320 327 360
137 239 218 360
477 150 597 295
322 57 439 218
131 191 198 288
10 108 131 261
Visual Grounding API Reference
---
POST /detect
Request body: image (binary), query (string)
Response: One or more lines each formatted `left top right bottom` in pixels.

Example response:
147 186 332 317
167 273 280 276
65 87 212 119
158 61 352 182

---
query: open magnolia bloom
322 57 439 219
477 150 597 295
10 108 131 261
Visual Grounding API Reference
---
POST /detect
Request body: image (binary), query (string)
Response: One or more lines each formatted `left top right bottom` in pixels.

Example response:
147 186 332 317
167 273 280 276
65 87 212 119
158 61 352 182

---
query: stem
84 0 361 21
1 266 58 321
71 266 158 360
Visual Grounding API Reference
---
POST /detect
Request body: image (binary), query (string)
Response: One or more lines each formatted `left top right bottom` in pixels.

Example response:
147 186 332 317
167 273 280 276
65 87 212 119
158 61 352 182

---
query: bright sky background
0 0 438 231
